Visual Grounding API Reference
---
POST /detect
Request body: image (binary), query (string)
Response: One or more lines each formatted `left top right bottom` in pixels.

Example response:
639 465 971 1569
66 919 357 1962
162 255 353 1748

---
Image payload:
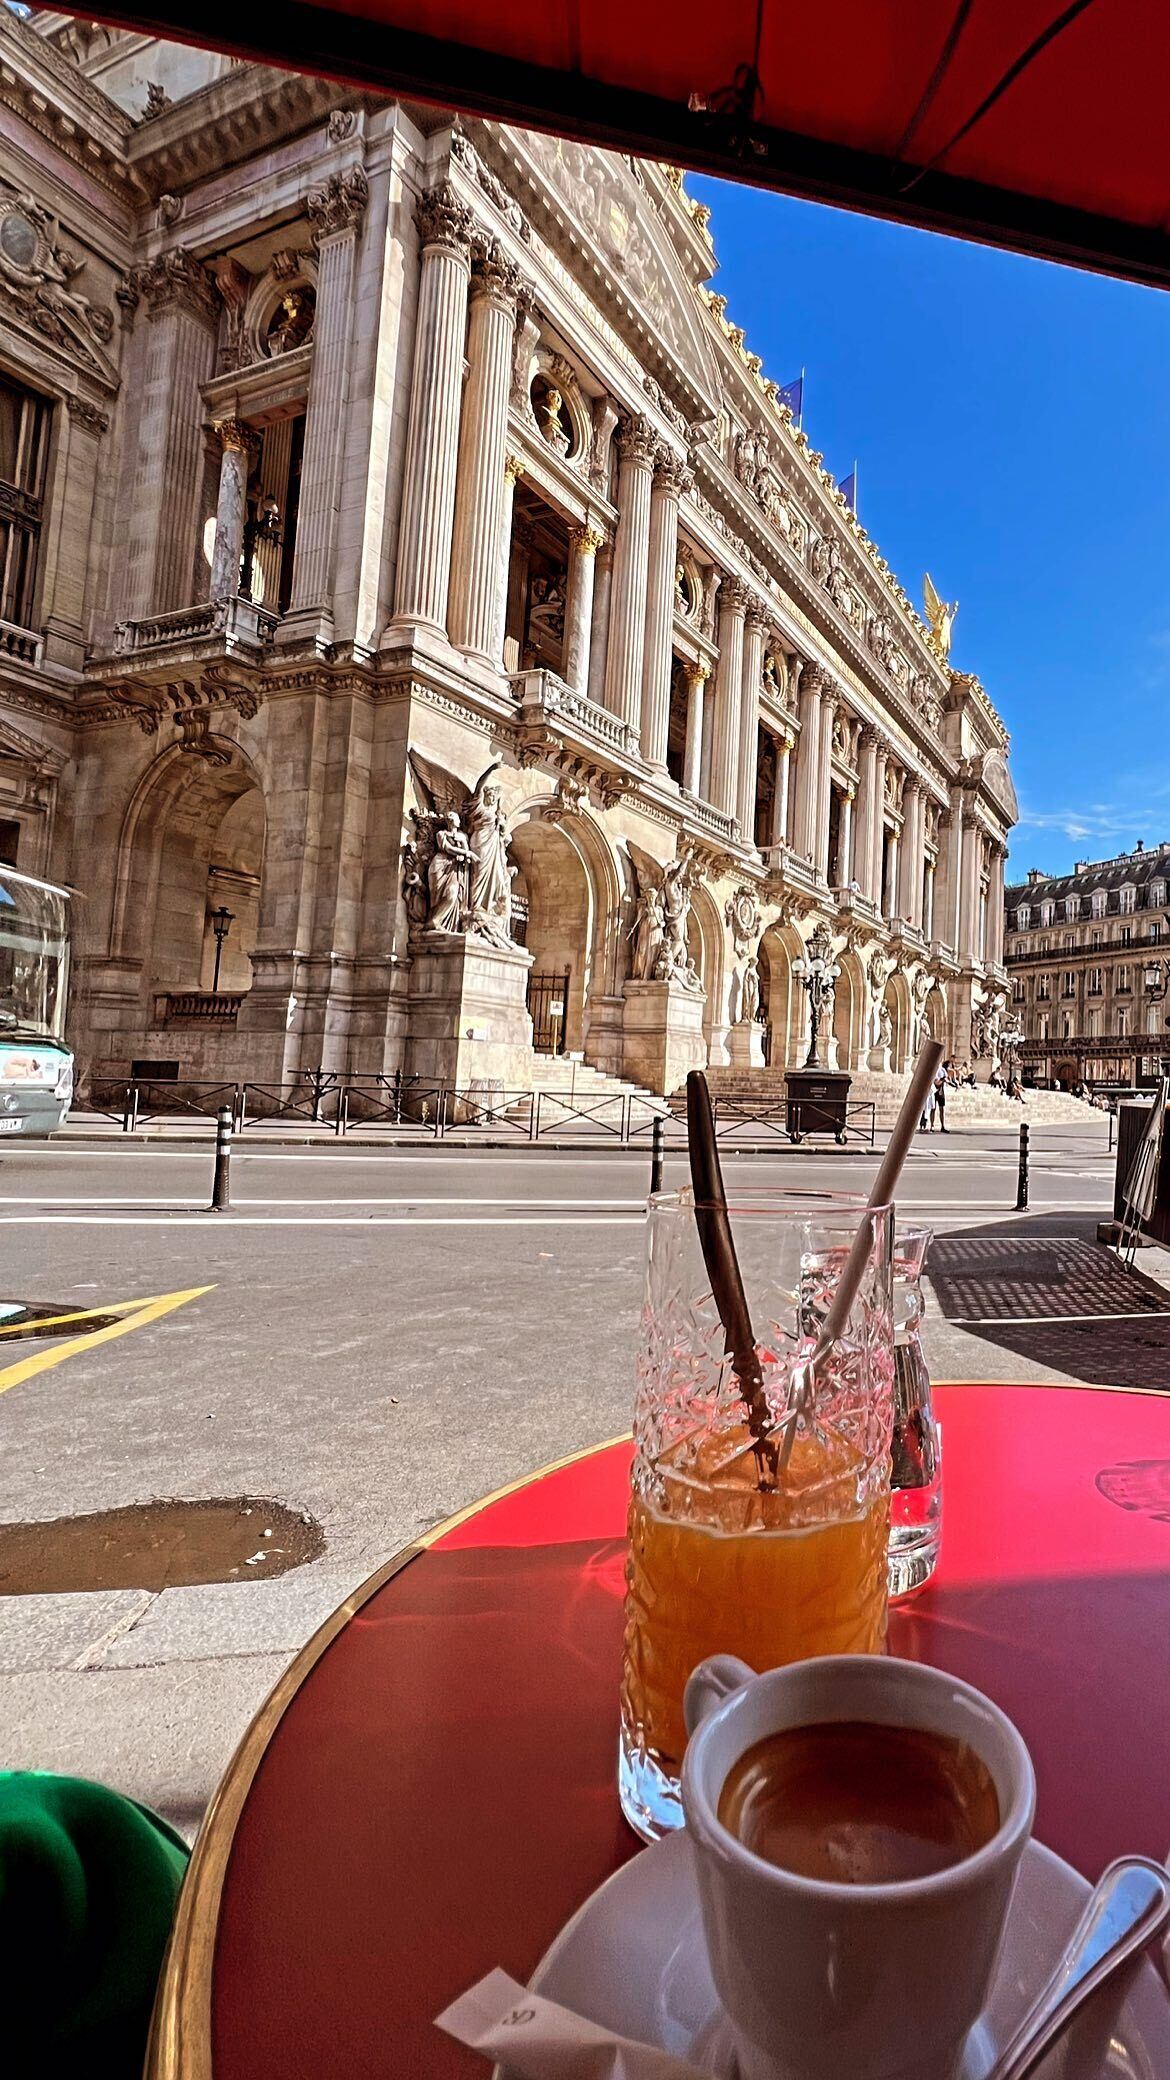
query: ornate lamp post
1143 955 1170 1006
792 921 840 1069
208 905 235 993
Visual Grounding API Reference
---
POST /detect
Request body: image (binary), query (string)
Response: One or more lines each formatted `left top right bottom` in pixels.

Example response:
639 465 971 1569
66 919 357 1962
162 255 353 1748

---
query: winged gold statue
923 573 958 660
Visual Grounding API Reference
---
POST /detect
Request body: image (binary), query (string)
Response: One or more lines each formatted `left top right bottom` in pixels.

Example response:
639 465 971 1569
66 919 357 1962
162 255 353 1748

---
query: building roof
1006 843 1170 904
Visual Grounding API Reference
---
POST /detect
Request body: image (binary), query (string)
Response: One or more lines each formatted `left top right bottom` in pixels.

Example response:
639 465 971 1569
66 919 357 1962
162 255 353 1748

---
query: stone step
702 1065 1100 1128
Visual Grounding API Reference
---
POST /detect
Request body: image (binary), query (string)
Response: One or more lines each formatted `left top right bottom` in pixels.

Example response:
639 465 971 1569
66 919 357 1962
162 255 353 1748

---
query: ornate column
39 395 107 668
448 238 522 660
563 522 604 693
854 726 878 900
923 856 937 942
772 730 793 847
283 168 367 640
988 844 1006 965
898 781 922 921
391 181 473 631
682 659 709 795
737 601 768 844
586 539 614 708
641 448 688 769
709 576 749 819
836 786 855 887
791 663 823 862
208 420 257 601
959 811 981 956
815 683 836 876
871 739 889 907
604 416 656 735
121 250 219 620
490 453 524 663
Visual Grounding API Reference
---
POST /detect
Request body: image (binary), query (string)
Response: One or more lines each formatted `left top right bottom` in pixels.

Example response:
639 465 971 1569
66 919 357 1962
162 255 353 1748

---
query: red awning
73 0 1170 288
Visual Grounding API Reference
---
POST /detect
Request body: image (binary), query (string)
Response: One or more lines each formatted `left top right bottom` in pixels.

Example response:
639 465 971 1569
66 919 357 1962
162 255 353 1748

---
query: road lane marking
0 1204 1098 1228
0 1285 212 1397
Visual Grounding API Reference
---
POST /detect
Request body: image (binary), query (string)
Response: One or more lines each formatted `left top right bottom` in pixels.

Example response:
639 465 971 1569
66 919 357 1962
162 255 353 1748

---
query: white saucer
500 1832 1170 2079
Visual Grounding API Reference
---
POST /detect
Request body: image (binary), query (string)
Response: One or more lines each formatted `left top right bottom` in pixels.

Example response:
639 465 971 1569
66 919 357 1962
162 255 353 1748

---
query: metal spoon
986 1855 1170 2080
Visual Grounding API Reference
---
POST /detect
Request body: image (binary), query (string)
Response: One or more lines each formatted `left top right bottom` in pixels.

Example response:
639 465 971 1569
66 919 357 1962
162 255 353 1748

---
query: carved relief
450 124 532 242
725 885 762 957
627 843 703 991
0 189 120 382
307 167 369 243
404 752 517 950
131 247 218 324
414 180 472 255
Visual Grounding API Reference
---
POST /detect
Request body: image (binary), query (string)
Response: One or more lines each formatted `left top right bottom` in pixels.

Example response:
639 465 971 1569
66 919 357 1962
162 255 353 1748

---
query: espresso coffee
717 1720 1000 1884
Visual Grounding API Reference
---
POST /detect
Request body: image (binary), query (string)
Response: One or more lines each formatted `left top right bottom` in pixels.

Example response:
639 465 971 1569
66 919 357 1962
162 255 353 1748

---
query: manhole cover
928 1237 1170 1322
0 1497 325 1595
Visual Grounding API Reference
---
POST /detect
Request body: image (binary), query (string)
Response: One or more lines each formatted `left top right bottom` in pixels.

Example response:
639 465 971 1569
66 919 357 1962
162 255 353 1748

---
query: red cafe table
149 1384 1170 2079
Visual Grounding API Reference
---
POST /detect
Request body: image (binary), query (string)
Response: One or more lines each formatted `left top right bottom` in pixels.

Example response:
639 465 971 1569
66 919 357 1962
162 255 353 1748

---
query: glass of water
888 1226 940 1599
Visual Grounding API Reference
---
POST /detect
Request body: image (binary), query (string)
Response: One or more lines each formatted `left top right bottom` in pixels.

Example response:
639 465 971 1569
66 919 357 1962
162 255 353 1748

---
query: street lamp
208 905 235 993
792 921 840 1069
1143 955 1170 1004
239 490 282 602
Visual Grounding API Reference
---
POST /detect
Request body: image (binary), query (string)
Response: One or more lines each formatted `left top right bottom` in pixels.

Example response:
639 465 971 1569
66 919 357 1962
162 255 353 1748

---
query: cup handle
683 1655 756 1738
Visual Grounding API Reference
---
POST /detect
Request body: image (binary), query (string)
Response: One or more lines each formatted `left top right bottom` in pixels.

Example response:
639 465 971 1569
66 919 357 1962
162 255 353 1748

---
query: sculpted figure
428 813 472 933
465 760 515 948
405 750 517 949
628 842 703 993
740 957 760 1025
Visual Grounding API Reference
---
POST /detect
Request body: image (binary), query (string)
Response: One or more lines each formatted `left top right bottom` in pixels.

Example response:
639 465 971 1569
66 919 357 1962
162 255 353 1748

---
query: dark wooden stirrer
686 1069 778 1487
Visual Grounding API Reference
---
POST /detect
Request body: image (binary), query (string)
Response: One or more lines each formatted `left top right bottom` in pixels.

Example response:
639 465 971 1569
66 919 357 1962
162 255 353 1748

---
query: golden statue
923 573 958 660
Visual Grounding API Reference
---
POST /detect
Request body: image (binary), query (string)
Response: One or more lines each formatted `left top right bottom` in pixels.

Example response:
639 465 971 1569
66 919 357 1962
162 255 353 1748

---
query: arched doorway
112 743 267 1018
882 970 913 1072
509 814 595 1057
760 924 804 1070
924 982 948 1056
688 883 725 1068
832 949 865 1071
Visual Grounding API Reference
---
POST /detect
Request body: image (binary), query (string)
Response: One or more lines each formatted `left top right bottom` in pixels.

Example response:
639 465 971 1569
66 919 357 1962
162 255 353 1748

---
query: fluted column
120 250 219 620
923 857 936 942
737 602 768 844
604 416 656 735
959 812 981 956
641 449 687 767
815 684 836 876
284 169 367 634
563 522 604 693
836 786 855 887
772 731 793 847
490 453 524 663
988 845 1006 965
586 539 614 708
209 420 257 601
884 824 900 920
854 727 878 901
710 576 749 819
791 663 823 861
870 739 889 906
936 798 964 952
391 182 473 630
448 239 522 658
683 659 709 795
898 781 922 921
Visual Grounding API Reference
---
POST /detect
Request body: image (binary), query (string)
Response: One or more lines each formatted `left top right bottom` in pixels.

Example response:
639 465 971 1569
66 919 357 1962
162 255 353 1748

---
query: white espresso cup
681 1654 1035 2080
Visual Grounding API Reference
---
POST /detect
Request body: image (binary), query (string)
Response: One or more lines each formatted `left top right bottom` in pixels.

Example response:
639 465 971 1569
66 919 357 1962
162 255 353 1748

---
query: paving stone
0 1589 152 1674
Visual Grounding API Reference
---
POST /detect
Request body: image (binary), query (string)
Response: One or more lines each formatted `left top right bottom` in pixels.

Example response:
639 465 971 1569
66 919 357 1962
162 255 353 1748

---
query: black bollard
1015 1121 1029 1211
211 1104 233 1212
650 1115 665 1197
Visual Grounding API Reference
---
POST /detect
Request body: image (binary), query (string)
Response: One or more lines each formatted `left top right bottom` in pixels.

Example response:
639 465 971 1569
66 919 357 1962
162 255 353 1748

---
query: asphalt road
0 1120 1120 1826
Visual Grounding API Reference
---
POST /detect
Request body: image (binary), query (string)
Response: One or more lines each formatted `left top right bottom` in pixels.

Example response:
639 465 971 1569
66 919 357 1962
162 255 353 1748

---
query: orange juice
621 1426 889 1776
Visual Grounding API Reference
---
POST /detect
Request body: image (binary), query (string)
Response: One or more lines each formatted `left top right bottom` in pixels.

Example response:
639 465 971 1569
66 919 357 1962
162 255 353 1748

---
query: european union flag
840 466 858 515
777 372 804 422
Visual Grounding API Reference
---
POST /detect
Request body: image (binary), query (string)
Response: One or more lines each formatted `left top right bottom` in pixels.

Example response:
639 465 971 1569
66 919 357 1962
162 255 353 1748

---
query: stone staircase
704 1065 1100 1129
512 1054 669 1128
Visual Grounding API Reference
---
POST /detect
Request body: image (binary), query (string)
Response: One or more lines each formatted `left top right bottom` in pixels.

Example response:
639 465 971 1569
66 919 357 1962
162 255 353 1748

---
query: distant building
0 12 1016 1098
1004 844 1170 1088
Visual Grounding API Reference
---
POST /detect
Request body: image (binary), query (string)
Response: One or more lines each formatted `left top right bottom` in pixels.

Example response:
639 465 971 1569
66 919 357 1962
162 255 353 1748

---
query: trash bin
784 1069 852 1145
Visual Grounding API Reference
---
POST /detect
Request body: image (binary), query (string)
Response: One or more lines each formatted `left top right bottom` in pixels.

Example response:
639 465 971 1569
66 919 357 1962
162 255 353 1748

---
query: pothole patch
0 1497 325 1595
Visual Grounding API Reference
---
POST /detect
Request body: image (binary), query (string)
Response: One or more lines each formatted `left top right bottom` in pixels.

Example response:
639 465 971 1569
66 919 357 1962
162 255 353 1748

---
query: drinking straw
774 1038 943 1475
686 1071 777 1479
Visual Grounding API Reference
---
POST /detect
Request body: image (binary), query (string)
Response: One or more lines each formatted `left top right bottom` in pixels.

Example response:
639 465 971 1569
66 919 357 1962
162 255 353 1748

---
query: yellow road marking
0 1301 133 1338
0 1286 213 1398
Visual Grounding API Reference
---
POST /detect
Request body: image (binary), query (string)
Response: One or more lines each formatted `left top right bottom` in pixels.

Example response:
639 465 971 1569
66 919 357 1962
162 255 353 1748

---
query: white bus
0 864 73 1136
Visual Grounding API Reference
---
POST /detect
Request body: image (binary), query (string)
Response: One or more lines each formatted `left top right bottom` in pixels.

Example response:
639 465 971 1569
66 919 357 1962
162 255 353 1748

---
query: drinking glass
619 1189 895 1842
888 1225 941 1600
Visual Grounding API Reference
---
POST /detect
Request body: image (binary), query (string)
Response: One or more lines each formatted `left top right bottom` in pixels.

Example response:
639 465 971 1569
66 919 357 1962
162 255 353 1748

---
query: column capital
688 655 713 682
859 723 880 751
801 661 832 697
130 247 218 323
503 452 525 485
652 445 692 496
469 232 524 307
66 395 109 436
718 573 751 616
571 522 606 557
212 417 259 459
415 179 473 256
307 166 369 245
616 413 657 466
744 596 770 634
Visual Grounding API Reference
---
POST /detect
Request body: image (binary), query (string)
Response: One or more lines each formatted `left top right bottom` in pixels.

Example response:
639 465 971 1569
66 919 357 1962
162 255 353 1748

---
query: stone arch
686 880 725 1066
507 800 621 1063
760 922 805 1071
243 252 319 363
882 969 913 1073
924 980 949 1055
109 741 267 1002
832 948 866 1072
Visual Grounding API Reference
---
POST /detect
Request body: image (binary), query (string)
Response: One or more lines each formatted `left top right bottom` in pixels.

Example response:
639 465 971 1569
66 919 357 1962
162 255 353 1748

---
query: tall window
0 374 50 630
1118 1007 1128 1037
1120 884 1136 914
1117 964 1130 993
1088 966 1102 994
1062 970 1076 996
1037 973 1051 1000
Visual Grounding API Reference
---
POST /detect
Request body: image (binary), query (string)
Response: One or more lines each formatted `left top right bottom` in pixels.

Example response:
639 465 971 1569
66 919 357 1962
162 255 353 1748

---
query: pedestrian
933 1061 949 1132
920 1081 936 1133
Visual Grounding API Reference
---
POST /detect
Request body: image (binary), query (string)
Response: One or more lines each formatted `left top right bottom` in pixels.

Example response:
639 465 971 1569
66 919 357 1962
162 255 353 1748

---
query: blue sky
689 174 1170 880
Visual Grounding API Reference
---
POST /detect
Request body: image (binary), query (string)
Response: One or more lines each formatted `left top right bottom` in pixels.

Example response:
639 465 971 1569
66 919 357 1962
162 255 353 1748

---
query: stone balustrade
112 597 278 658
512 667 638 759
0 618 43 667
153 990 244 1024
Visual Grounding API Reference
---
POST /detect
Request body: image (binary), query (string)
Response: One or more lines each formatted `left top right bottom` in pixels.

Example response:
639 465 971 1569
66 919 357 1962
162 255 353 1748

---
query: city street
0 1115 1144 1833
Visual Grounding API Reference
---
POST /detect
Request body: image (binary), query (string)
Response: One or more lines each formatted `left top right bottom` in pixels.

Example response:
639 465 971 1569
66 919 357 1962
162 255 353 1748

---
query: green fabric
0 1770 189 2079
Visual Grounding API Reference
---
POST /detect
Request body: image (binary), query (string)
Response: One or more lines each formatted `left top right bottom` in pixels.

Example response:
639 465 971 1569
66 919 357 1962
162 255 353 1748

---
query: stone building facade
1005 845 1170 1089
0 12 1017 1098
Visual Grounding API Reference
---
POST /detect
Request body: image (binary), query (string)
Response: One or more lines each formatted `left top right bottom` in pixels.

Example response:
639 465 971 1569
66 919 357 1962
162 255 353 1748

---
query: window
1037 973 1051 1000
1016 905 1031 931
1088 967 1102 994
1118 1008 1129 1037
1121 925 1133 947
1040 900 1054 927
1063 895 1079 921
1087 1009 1099 1037
1090 928 1102 948
1062 1014 1072 1039
1152 880 1166 909
0 374 50 631
1120 884 1136 914
1149 921 1162 944
1091 889 1107 918
1012 979 1025 1003
1039 1015 1050 1042
1117 964 1131 993
1062 970 1077 997
1063 932 1075 949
